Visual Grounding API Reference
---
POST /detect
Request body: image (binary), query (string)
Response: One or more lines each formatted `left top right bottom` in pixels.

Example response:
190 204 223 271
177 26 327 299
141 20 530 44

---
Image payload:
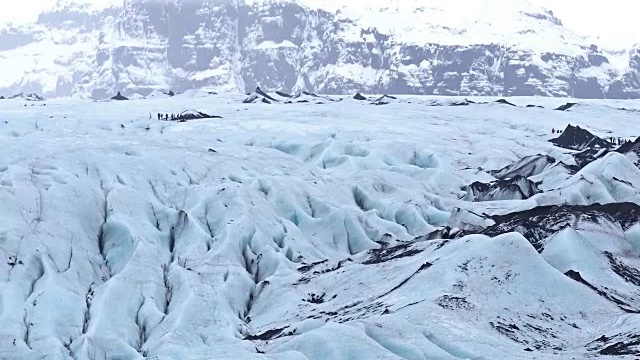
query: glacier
0 92 639 359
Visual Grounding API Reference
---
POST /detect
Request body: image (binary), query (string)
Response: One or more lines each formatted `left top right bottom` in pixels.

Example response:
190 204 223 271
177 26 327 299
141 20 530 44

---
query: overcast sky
532 0 639 49
0 0 638 49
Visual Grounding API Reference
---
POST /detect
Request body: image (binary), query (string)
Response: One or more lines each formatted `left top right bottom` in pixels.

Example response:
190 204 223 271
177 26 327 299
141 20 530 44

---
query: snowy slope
0 94 639 359
0 0 639 98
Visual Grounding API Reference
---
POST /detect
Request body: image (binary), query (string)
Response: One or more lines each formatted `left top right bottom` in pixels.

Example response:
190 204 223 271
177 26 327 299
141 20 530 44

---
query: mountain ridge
0 0 639 99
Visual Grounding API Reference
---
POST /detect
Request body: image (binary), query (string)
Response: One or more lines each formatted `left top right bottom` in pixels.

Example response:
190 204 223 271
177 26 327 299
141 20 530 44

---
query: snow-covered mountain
0 0 639 99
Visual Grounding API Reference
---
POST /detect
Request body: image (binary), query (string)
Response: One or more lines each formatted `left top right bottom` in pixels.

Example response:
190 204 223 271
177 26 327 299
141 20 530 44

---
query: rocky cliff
0 0 638 99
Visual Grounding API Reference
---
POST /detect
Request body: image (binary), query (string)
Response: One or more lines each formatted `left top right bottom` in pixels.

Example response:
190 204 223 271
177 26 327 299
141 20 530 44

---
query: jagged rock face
551 124 612 151
616 137 640 168
465 175 540 201
607 46 640 99
617 137 640 155
478 202 640 252
1 0 639 99
490 154 556 180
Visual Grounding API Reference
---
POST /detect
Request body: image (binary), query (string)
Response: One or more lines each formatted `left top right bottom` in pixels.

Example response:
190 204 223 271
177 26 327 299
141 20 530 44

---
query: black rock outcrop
110 92 129 101
551 125 611 151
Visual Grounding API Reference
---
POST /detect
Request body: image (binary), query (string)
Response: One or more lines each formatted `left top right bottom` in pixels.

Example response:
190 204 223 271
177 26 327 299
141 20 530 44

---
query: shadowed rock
494 99 516 106
10 92 44 101
275 91 293 98
255 87 278 102
491 154 556 179
371 94 398 105
176 109 223 121
466 175 540 201
243 87 280 104
477 202 640 252
616 136 640 158
550 124 611 151
555 102 578 111
110 92 129 101
572 147 610 169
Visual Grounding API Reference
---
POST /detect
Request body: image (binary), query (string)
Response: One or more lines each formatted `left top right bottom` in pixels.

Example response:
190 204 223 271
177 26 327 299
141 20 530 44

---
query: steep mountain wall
0 0 637 98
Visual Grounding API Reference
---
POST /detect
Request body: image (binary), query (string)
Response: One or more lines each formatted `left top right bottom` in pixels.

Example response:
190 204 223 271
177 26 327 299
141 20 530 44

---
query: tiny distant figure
157 113 161 120
552 128 555 134
165 114 169 121
149 112 152 120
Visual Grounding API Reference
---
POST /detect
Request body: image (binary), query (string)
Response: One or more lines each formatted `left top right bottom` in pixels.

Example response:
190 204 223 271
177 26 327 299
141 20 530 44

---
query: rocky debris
494 99 517 106
110 92 129 101
550 124 612 151
175 110 222 121
282 92 334 104
424 99 474 106
605 252 640 287
465 175 540 201
587 328 640 356
491 154 556 180
616 137 640 158
618 107 640 113
244 326 294 341
353 93 367 101
362 242 422 265
478 202 640 252
371 95 398 105
555 103 578 111
243 95 271 104
572 147 611 169
9 93 44 101
526 104 544 108
564 269 640 314
301 91 339 103
244 87 276 104
275 91 293 98
244 87 336 104
426 227 459 240
447 207 493 233
255 87 278 102
436 295 475 310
